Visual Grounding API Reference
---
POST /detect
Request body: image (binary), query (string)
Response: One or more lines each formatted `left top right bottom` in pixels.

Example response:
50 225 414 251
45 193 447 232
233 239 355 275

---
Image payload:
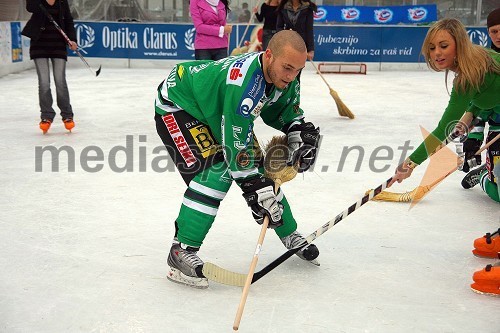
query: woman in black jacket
276 0 316 61
253 0 281 50
22 0 78 134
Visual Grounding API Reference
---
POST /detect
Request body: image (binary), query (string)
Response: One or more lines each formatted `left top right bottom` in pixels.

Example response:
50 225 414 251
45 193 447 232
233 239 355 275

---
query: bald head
267 30 307 57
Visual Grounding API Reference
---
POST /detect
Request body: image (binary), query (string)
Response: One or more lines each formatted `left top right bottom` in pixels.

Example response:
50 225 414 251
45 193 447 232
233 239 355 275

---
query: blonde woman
390 18 500 186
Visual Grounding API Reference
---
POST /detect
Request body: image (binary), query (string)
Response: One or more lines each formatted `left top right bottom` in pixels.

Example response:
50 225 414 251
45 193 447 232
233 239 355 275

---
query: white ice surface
0 63 499 333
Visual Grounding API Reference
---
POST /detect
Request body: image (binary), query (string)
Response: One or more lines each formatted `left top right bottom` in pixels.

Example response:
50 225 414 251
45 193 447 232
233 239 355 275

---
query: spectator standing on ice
22 0 78 134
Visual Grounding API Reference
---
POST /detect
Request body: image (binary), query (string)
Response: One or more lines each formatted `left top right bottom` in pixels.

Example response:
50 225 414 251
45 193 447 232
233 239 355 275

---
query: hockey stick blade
202 177 392 286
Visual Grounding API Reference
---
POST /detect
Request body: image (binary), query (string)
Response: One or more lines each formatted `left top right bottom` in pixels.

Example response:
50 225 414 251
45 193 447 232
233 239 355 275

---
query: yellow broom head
263 135 298 186
369 185 433 203
329 88 355 119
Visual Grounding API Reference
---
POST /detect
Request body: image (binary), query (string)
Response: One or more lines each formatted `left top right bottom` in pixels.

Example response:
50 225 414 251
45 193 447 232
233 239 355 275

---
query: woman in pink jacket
190 0 233 60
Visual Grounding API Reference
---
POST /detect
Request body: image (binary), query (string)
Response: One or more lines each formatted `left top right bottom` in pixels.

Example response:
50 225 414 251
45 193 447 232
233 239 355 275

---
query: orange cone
473 229 500 258
471 263 500 297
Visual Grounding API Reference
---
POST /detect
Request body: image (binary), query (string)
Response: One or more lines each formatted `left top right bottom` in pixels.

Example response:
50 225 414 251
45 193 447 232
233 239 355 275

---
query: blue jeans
194 48 228 61
34 58 73 121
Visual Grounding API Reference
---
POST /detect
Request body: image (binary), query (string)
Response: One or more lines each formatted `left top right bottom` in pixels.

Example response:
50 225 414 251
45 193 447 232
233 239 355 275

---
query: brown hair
421 18 500 93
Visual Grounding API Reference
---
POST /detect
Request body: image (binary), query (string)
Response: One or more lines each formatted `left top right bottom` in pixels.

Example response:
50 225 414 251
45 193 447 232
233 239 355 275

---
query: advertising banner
314 4 438 24
49 22 489 63
74 22 196 59
313 25 488 63
10 22 23 63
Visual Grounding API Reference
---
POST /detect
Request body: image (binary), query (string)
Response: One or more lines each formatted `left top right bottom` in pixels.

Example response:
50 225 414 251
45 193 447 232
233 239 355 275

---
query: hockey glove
241 177 283 228
462 138 482 173
286 122 320 172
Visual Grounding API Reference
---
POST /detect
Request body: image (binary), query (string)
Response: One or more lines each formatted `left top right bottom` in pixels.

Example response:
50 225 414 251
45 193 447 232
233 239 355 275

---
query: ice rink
0 61 499 333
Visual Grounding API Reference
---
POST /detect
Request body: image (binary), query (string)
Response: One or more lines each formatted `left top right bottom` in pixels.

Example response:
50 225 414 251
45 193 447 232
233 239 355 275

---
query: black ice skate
281 231 320 266
167 242 208 289
461 164 486 189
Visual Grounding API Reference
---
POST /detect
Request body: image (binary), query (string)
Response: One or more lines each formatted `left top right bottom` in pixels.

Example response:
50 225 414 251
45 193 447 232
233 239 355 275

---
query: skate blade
167 267 208 289
472 250 499 259
308 259 320 266
470 286 500 297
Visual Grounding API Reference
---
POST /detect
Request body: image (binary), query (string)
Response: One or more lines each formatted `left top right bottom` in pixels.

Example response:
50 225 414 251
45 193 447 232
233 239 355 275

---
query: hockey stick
39 4 101 77
204 176 392 287
372 129 500 202
309 60 354 119
203 125 473 286
233 136 299 330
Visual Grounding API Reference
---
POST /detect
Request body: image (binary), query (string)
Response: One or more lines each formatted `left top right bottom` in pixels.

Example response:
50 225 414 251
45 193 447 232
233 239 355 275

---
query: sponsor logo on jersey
237 71 265 118
162 114 196 167
232 124 253 150
189 124 220 158
374 9 393 23
177 65 185 80
341 8 360 21
239 98 254 118
227 53 256 86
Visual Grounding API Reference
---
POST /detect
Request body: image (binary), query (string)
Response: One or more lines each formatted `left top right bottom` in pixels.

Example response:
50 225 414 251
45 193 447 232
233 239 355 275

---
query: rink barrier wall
0 21 489 77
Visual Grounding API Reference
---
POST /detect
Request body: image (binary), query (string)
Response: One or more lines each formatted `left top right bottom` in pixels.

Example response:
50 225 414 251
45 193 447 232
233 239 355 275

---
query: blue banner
314 25 488 63
74 22 196 59
10 22 23 62
314 4 437 24
69 22 489 63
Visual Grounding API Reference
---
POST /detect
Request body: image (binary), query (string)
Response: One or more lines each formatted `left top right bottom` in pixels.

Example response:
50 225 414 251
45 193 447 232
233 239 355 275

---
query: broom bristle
329 88 355 119
370 185 433 203
263 136 298 186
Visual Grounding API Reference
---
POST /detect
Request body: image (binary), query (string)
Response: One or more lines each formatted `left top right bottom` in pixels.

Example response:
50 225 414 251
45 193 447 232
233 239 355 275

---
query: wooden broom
370 132 500 202
233 135 299 331
309 60 355 119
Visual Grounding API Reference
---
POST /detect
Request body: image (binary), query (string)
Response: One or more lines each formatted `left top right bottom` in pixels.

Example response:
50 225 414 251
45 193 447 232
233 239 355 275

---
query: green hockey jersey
410 51 500 165
155 52 305 182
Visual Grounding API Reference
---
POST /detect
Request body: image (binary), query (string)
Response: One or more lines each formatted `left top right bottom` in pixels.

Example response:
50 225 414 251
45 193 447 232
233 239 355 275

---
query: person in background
388 17 500 297
154 31 320 289
459 7 500 298
253 0 281 50
238 2 251 23
22 0 78 134
190 0 232 60
276 0 316 62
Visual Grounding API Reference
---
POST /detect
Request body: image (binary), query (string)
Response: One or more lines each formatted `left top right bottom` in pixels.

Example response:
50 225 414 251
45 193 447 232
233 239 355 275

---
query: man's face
488 24 500 49
265 46 307 90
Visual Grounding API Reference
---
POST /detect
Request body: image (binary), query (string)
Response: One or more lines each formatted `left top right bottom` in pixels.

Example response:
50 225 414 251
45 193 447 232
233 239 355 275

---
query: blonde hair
421 18 500 93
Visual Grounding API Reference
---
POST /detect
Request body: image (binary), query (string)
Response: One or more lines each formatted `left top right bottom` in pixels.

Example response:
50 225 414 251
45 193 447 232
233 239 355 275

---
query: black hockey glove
241 177 283 229
462 138 482 173
286 122 320 173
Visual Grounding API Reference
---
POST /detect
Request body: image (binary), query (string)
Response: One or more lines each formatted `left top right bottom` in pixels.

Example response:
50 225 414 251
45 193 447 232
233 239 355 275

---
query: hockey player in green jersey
154 30 320 288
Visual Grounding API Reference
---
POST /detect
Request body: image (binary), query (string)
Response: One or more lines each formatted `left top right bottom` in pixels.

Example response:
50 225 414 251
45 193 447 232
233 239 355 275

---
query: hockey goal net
317 63 367 75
